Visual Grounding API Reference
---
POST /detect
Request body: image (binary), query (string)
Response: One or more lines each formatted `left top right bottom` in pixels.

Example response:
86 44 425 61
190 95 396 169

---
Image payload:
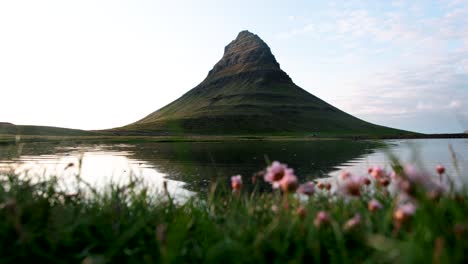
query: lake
0 139 466 201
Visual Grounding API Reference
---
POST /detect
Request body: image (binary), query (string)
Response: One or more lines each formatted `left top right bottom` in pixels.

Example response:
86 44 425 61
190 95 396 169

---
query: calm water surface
0 139 466 200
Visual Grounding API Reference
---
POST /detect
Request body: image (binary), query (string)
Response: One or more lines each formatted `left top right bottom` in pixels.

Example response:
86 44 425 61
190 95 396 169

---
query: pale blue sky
0 0 467 133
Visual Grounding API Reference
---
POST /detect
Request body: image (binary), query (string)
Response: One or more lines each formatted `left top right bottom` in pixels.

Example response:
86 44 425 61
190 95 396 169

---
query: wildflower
403 165 425 183
394 203 416 223
398 179 414 194
296 206 307 219
231 175 242 191
279 171 298 193
264 161 290 188
317 182 324 189
436 164 445 183
436 165 445 175
344 214 361 231
378 177 391 187
370 166 386 180
271 204 279 213
362 177 371 186
317 181 332 191
342 175 366 197
427 189 443 201
402 165 447 195
297 182 315 196
340 171 351 181
368 199 383 212
314 211 330 228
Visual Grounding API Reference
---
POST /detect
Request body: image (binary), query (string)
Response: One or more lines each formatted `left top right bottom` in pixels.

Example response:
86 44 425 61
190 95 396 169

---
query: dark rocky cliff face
206 30 291 83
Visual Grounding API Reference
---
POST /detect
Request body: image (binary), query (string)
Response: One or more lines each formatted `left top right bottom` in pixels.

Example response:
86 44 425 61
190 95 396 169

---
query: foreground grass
0 167 467 263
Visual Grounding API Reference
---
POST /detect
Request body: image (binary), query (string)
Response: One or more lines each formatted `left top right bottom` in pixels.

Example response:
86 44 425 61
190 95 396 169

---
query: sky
0 0 467 133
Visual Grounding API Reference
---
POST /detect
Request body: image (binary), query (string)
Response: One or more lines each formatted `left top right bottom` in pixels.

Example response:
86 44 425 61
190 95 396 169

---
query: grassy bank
1 133 466 146
0 134 342 145
0 160 467 263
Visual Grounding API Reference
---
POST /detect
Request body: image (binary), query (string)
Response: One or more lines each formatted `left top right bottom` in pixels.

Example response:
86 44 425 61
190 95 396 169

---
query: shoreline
0 133 466 145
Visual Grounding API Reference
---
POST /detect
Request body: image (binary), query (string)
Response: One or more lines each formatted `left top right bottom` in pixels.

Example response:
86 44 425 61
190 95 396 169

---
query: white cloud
416 102 434 111
448 100 462 109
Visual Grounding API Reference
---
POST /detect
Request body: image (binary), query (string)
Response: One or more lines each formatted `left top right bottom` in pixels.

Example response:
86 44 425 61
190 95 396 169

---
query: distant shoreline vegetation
0 132 467 146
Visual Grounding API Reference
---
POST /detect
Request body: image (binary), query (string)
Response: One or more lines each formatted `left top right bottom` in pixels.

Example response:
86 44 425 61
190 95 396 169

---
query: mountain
0 122 98 136
115 30 409 136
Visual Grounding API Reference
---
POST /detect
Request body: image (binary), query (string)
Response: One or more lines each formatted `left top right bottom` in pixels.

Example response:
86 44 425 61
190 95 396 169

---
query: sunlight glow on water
0 146 195 203
329 139 468 184
0 139 466 197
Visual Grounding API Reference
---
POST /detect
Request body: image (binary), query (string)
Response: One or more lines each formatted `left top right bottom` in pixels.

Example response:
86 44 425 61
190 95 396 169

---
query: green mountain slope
116 30 411 136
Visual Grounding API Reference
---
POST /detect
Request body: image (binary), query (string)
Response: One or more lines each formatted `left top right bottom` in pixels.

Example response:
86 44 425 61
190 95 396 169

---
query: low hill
115 31 412 136
0 123 98 136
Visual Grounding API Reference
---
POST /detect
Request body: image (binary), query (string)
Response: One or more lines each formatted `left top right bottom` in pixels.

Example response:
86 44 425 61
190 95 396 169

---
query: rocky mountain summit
207 30 290 83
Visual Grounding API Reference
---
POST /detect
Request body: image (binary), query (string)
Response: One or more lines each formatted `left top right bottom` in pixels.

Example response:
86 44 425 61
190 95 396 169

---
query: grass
0 159 467 263
0 134 358 146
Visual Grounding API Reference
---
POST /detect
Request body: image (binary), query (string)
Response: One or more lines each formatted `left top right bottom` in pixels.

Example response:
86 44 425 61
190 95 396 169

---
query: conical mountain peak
118 30 403 136
207 30 284 80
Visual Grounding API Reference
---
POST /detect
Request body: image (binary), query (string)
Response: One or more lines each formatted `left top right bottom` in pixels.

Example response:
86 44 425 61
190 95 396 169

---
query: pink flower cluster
230 162 451 231
340 172 371 197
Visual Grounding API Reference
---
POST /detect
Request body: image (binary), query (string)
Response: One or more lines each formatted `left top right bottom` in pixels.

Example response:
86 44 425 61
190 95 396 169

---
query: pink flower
314 211 330 228
343 214 361 231
436 165 445 175
342 175 366 197
264 161 289 186
370 166 386 180
362 177 371 186
297 182 315 196
279 171 298 193
368 199 383 212
402 165 447 194
394 203 416 223
378 177 391 187
340 171 352 181
317 182 332 191
231 175 242 191
296 206 307 219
